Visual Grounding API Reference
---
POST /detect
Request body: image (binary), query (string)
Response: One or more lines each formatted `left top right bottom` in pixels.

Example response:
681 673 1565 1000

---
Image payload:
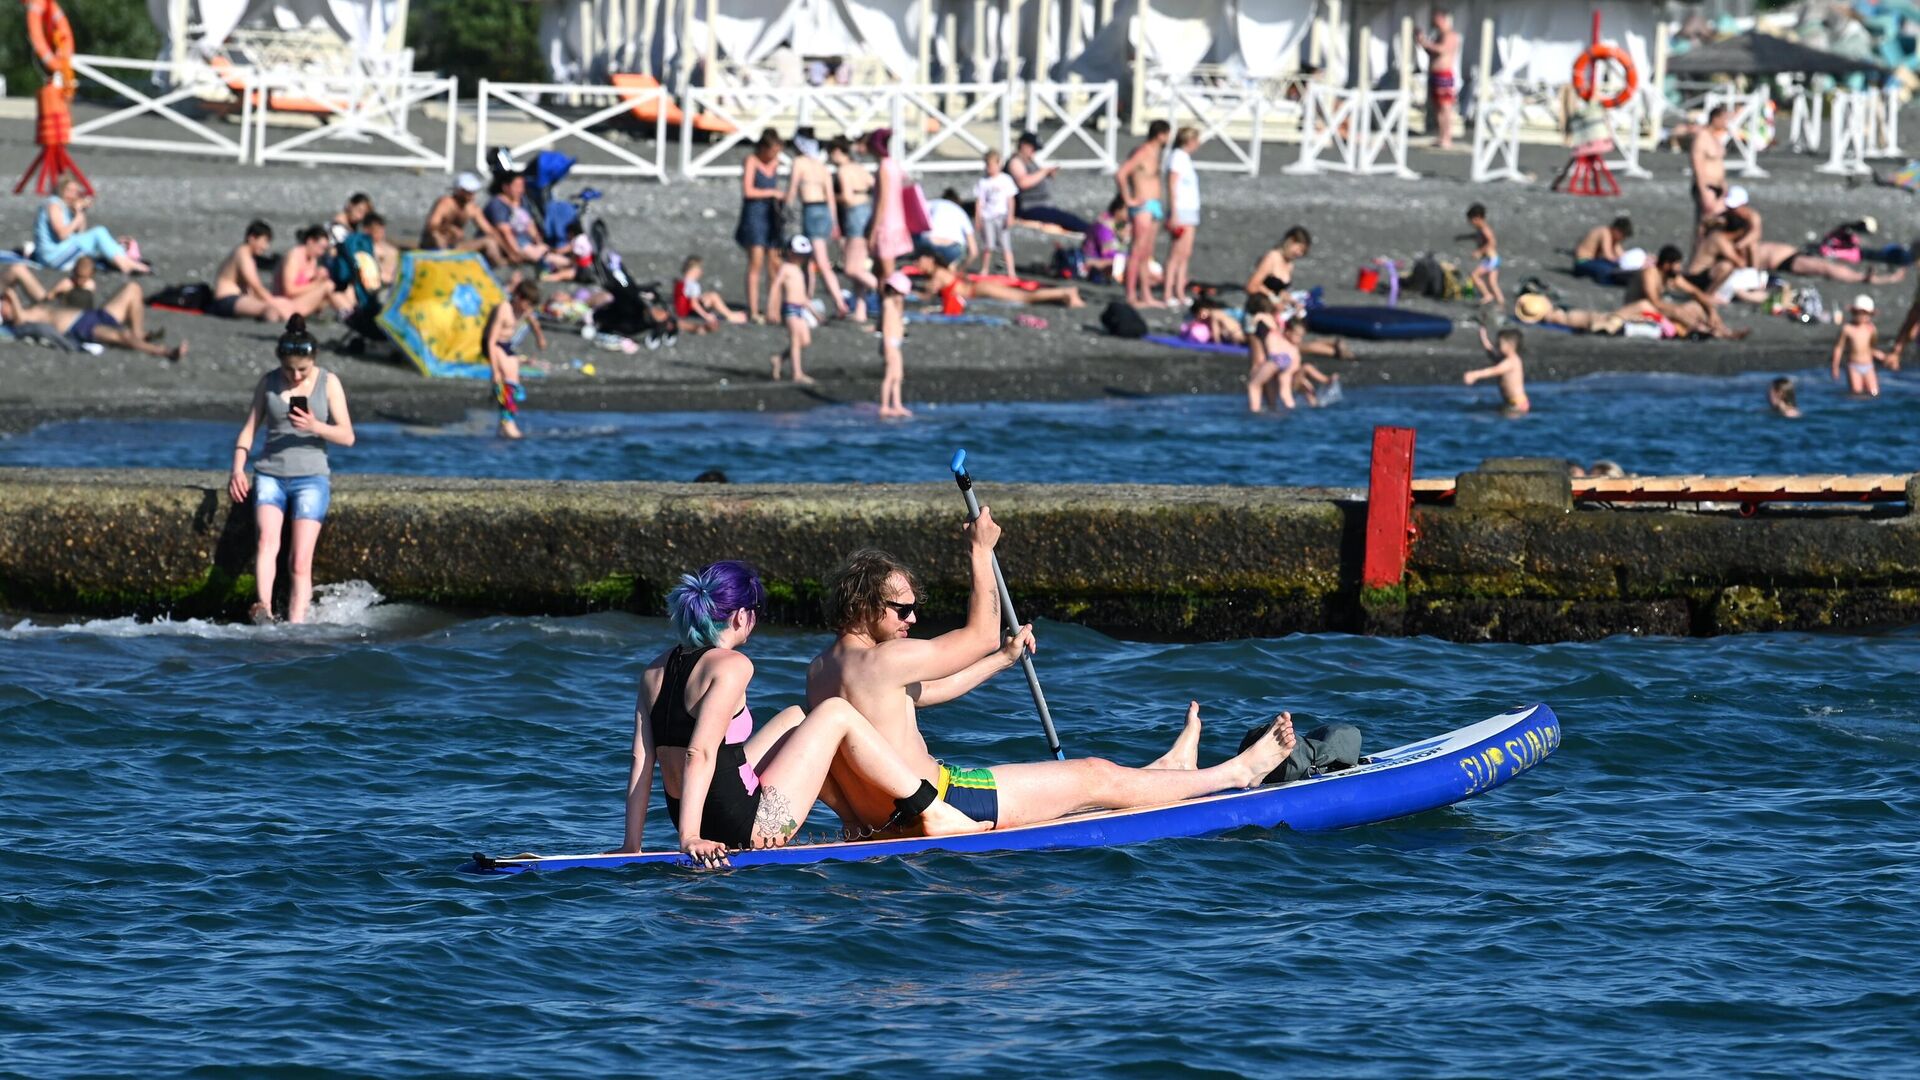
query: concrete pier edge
2 467 1916 642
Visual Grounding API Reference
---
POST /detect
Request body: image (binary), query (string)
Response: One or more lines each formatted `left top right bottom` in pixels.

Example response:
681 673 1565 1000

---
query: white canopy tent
147 0 409 65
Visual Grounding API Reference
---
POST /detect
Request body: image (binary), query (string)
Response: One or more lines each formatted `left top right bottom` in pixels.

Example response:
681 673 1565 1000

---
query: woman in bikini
276 225 353 319
831 136 878 321
1246 226 1313 304
626 561 983 862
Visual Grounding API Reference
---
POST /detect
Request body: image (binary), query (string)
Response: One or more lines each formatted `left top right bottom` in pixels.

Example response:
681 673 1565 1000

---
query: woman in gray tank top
228 315 357 624
1008 131 1095 236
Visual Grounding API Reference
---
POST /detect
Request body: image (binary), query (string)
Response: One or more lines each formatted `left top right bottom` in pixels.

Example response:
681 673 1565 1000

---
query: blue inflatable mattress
1306 306 1454 340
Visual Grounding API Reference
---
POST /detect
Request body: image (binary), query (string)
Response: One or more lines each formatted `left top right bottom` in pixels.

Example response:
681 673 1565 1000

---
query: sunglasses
885 600 918 620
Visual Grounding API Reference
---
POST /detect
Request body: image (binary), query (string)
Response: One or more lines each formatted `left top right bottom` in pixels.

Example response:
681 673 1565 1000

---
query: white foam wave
0 580 408 640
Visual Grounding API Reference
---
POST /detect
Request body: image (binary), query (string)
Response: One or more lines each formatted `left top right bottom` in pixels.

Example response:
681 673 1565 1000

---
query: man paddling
805 510 1295 835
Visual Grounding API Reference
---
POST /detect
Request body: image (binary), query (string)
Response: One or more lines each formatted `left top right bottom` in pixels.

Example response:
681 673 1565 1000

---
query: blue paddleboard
461 703 1559 875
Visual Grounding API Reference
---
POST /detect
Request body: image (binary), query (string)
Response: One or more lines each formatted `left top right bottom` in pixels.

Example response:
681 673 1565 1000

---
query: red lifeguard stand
1552 11 1635 198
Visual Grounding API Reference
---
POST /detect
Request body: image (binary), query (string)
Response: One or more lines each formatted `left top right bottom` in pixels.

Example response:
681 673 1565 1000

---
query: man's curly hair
825 549 921 635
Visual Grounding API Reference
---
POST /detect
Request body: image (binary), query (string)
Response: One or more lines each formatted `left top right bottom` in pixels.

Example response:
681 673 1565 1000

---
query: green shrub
408 0 546 87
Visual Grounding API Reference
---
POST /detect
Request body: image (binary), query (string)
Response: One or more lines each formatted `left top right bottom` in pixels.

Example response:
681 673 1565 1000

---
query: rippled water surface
7 370 1917 486
3 593 1916 1076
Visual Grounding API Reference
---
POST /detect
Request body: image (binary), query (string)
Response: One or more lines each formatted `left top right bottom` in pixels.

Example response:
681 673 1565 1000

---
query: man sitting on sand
2 280 186 362
802 512 1296 836
421 172 507 265
210 220 295 322
1572 216 1633 285
1624 245 1747 339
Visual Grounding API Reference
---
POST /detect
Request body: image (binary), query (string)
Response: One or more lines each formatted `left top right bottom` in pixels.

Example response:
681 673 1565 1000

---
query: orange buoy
1571 43 1637 111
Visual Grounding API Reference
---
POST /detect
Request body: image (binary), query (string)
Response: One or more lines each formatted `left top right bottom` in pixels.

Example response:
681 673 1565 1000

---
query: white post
1006 0 1023 93
1067 0 1082 88
1477 16 1493 106
581 0 596 82
918 0 933 82
1129 0 1146 134
641 0 660 76
387 0 411 55
944 7 961 111
1648 20 1670 143
973 0 987 82
170 0 190 68
1036 0 1053 86
703 0 717 90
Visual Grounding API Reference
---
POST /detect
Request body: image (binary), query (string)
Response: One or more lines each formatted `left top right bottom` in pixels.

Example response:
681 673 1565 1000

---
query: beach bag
902 182 933 236
1050 245 1086 280
148 282 213 311
1239 721 1363 785
1101 301 1148 339
1405 254 1446 299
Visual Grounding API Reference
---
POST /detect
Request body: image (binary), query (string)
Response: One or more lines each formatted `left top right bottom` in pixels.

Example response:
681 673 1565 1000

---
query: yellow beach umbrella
376 251 502 379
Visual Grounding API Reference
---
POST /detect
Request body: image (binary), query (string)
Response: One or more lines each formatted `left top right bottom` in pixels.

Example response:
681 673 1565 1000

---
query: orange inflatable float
1571 42 1637 111
14 0 91 195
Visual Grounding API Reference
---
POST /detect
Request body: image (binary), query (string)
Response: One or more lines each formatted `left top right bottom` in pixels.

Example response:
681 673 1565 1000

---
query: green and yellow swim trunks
935 763 999 827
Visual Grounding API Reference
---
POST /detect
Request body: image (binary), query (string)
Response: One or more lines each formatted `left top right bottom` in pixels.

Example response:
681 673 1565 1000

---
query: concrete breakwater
2 467 1917 642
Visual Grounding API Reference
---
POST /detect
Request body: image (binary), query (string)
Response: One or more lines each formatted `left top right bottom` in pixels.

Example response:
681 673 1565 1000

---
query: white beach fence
65 53 458 172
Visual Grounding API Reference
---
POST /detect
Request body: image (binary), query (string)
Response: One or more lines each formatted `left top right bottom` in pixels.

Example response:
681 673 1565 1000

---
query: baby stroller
588 218 677 349
487 148 599 249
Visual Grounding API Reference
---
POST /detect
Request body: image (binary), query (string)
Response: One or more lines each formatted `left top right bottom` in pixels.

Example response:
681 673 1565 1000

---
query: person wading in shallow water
804 510 1297 835
228 315 355 624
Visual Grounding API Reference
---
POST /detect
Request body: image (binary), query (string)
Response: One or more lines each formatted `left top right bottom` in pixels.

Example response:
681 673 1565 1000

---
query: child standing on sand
878 270 913 418
769 236 815 384
973 150 1019 277
1832 294 1885 397
1465 325 1529 414
1466 203 1502 307
486 280 542 439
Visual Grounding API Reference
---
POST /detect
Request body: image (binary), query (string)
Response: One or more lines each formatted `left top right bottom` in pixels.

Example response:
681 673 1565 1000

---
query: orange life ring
1571 43 1637 110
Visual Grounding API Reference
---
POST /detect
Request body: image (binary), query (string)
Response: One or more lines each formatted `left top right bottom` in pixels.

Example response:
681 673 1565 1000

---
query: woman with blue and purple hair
625 560 983 862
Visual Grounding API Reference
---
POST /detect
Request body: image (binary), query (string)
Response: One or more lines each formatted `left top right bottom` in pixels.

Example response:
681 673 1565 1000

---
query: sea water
3 597 1916 1075
5 371 1917 486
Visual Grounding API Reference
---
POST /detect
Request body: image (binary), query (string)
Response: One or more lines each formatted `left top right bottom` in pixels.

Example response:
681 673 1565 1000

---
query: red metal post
1362 426 1416 590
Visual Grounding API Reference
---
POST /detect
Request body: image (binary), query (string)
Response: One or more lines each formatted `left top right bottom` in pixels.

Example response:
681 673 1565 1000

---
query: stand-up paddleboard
461 703 1559 875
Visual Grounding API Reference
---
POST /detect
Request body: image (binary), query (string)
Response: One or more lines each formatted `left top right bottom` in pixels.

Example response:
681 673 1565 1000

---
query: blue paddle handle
952 451 1065 761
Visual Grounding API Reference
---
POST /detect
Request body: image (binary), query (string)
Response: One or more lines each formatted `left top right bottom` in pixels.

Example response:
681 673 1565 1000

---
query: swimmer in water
1464 324 1530 415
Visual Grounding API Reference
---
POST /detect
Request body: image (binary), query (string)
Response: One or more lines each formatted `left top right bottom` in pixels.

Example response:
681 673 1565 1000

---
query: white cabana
148 0 409 65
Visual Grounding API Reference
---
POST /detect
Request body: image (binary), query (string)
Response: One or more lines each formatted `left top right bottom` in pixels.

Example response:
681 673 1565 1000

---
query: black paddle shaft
953 466 1065 761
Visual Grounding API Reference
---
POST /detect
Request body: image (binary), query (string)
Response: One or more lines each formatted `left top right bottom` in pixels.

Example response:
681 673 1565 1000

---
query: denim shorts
254 472 331 521
916 236 965 266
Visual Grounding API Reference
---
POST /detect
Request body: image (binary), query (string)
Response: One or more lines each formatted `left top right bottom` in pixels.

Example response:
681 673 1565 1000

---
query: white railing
1788 86 1824 152
1163 82 1264 174
894 83 1012 173
1285 82 1415 179
67 54 254 163
1023 81 1119 171
1704 86 1770 178
477 80 668 180
678 84 896 178
251 72 457 172
1601 96 1655 179
1818 89 1892 176
1470 85 1525 184
1865 84 1900 159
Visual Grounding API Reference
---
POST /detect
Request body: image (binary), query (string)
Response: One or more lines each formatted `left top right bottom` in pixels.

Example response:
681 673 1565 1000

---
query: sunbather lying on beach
920 257 1085 308
2 280 185 362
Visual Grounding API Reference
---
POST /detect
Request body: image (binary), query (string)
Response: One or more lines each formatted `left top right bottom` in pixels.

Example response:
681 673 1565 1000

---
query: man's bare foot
1227 712 1295 788
1147 701 1204 770
792 372 815 386
769 353 783 380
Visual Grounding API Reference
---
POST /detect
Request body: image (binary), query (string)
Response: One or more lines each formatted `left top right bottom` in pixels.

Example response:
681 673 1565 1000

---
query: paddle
950 448 1065 761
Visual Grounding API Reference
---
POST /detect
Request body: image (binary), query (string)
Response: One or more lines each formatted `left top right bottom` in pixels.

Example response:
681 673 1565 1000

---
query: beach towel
1142 333 1245 355
906 311 1010 326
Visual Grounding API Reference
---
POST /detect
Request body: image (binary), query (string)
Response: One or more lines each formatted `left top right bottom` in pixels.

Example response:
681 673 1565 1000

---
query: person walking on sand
1464 325 1530 415
626 560 985 862
1419 8 1463 149
1162 126 1202 306
830 136 878 321
1117 120 1172 307
867 128 917 286
1832 295 1885 398
1466 203 1502 307
486 280 543 439
228 315 354 625
768 236 815 384
803 520 1296 836
736 131 785 324
787 135 851 319
877 270 913 418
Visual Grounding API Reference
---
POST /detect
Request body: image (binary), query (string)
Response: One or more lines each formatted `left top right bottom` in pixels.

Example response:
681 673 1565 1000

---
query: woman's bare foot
1226 712 1295 788
792 372 816 386
918 798 992 836
1147 701 1204 770
247 601 277 625
166 342 188 363
769 353 784 380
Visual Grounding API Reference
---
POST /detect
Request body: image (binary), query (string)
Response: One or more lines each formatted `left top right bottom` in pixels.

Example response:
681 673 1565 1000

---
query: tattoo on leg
753 785 800 846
